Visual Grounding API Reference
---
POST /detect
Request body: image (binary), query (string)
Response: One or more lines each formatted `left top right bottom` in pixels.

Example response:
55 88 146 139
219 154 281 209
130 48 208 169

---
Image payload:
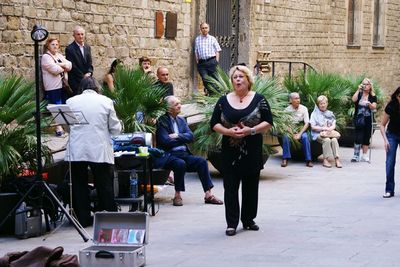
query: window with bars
347 0 361 47
372 0 385 47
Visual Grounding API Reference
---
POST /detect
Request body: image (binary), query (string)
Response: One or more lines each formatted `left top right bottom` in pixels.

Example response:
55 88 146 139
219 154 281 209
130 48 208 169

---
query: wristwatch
250 127 256 135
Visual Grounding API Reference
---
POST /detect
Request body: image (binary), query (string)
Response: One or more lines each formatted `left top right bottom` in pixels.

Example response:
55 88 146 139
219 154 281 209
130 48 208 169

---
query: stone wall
1 0 400 97
0 0 194 97
248 0 400 95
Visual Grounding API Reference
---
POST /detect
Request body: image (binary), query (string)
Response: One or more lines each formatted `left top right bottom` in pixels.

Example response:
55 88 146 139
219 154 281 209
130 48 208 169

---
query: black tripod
0 179 89 242
0 27 89 242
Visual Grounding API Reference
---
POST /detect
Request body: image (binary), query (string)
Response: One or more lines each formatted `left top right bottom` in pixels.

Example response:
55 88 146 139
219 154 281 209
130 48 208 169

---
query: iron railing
255 60 316 79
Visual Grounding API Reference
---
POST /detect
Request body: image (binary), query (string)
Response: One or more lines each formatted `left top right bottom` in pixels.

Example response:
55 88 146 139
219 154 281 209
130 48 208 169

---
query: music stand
46 104 91 239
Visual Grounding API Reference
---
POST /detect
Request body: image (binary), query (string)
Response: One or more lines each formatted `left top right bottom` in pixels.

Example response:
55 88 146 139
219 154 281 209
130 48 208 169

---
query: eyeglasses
362 83 370 86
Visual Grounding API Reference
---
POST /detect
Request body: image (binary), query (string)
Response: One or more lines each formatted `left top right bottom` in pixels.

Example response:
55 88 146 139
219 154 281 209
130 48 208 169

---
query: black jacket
65 42 93 95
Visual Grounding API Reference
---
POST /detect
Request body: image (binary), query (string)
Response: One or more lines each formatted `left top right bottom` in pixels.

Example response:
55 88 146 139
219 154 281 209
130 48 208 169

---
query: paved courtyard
1 131 400 267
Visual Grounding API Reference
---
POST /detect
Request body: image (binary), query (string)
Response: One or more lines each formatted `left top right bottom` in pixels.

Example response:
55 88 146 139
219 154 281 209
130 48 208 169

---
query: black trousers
71 161 117 226
197 58 219 95
223 168 260 229
354 116 373 145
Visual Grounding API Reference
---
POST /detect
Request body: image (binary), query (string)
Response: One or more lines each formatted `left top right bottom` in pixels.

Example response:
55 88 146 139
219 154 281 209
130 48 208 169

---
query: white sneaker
361 154 370 162
351 155 359 162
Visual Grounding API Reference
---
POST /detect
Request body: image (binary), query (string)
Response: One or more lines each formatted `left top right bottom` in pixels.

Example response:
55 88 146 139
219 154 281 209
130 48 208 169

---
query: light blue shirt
195 34 221 60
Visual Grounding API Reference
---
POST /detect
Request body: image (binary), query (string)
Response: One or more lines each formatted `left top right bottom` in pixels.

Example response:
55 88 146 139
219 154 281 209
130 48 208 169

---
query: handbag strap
46 52 65 78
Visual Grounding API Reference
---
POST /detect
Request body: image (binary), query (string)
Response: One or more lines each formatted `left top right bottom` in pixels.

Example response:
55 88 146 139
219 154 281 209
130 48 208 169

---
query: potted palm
0 75 53 234
282 71 385 150
283 71 353 131
102 66 169 184
192 67 295 173
103 66 167 133
0 75 52 189
281 71 354 159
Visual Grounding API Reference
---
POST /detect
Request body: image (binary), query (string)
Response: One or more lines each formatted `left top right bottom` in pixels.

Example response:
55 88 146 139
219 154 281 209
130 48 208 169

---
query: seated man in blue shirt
155 96 223 206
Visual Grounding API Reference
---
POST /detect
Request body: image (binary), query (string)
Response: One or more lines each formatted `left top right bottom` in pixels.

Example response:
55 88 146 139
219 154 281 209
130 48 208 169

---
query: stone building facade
1 0 399 97
246 0 400 94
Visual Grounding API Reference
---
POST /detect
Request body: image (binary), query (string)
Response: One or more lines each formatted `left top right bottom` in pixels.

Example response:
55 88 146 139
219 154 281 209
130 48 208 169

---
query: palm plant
192 67 294 157
0 75 51 186
283 71 353 131
103 66 167 133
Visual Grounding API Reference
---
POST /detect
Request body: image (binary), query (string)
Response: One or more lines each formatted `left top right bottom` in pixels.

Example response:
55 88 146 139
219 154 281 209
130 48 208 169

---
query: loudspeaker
15 202 42 239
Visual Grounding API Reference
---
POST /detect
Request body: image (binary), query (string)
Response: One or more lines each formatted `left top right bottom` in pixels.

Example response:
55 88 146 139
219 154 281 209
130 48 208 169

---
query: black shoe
78 216 93 228
225 228 236 236
244 224 259 231
383 192 394 198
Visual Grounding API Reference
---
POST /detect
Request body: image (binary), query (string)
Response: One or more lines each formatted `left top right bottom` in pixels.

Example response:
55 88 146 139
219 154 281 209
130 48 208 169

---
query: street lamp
29 24 89 241
31 24 48 179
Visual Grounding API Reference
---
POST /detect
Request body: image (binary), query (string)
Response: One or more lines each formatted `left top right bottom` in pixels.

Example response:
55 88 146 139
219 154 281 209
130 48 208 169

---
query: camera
360 84 365 91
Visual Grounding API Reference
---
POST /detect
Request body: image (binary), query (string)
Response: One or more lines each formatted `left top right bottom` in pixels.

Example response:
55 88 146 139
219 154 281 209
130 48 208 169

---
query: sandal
281 159 288 167
322 159 332 168
204 195 223 205
335 160 343 168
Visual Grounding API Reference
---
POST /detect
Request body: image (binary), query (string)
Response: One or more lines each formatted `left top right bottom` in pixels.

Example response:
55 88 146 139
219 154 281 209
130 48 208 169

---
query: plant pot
277 136 322 162
207 150 269 174
338 125 356 147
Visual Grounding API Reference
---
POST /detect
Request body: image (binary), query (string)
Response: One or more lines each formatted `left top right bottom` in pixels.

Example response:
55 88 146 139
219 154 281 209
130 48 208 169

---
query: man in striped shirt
194 22 221 95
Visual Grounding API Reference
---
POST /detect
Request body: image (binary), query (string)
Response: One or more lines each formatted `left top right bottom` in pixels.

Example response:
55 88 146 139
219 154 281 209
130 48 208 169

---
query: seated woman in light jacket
310 95 342 168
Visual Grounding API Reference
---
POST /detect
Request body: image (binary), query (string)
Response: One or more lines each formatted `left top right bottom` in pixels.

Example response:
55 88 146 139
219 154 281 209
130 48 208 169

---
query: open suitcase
79 212 149 267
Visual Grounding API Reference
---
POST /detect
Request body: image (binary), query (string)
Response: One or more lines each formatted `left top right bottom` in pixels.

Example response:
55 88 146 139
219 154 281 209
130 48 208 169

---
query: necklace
237 91 249 103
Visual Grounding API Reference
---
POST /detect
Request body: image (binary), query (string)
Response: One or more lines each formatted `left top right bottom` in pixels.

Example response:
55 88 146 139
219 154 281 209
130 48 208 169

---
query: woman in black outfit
210 65 273 236
351 78 377 162
380 87 400 198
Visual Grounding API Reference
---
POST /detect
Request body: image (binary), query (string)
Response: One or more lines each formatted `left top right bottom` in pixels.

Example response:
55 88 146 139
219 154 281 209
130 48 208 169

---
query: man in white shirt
65 77 121 227
194 22 221 95
281 92 313 167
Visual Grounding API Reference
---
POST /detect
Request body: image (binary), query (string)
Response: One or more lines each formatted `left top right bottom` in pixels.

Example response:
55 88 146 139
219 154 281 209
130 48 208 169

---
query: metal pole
34 41 42 178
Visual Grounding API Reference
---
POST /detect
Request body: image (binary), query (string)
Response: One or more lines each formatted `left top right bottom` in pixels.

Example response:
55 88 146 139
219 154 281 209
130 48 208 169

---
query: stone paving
1 132 400 267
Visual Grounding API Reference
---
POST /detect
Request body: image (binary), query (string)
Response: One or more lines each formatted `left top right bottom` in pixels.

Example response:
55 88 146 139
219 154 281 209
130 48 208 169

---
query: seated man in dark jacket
154 67 174 97
155 96 223 206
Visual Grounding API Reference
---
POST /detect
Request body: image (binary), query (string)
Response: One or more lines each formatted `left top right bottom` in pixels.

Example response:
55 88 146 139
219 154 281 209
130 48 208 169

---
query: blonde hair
316 95 328 105
229 65 254 90
360 78 375 96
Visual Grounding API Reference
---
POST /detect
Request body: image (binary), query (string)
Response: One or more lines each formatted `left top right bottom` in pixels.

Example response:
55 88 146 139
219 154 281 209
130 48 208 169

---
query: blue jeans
282 132 312 161
163 150 214 193
385 132 400 193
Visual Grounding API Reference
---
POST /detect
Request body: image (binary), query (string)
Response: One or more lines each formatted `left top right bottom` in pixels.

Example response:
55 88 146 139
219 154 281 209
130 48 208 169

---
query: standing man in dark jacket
65 26 93 95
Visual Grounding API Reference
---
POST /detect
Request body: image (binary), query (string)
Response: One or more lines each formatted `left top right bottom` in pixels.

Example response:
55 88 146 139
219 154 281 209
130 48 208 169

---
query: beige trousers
316 136 340 159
